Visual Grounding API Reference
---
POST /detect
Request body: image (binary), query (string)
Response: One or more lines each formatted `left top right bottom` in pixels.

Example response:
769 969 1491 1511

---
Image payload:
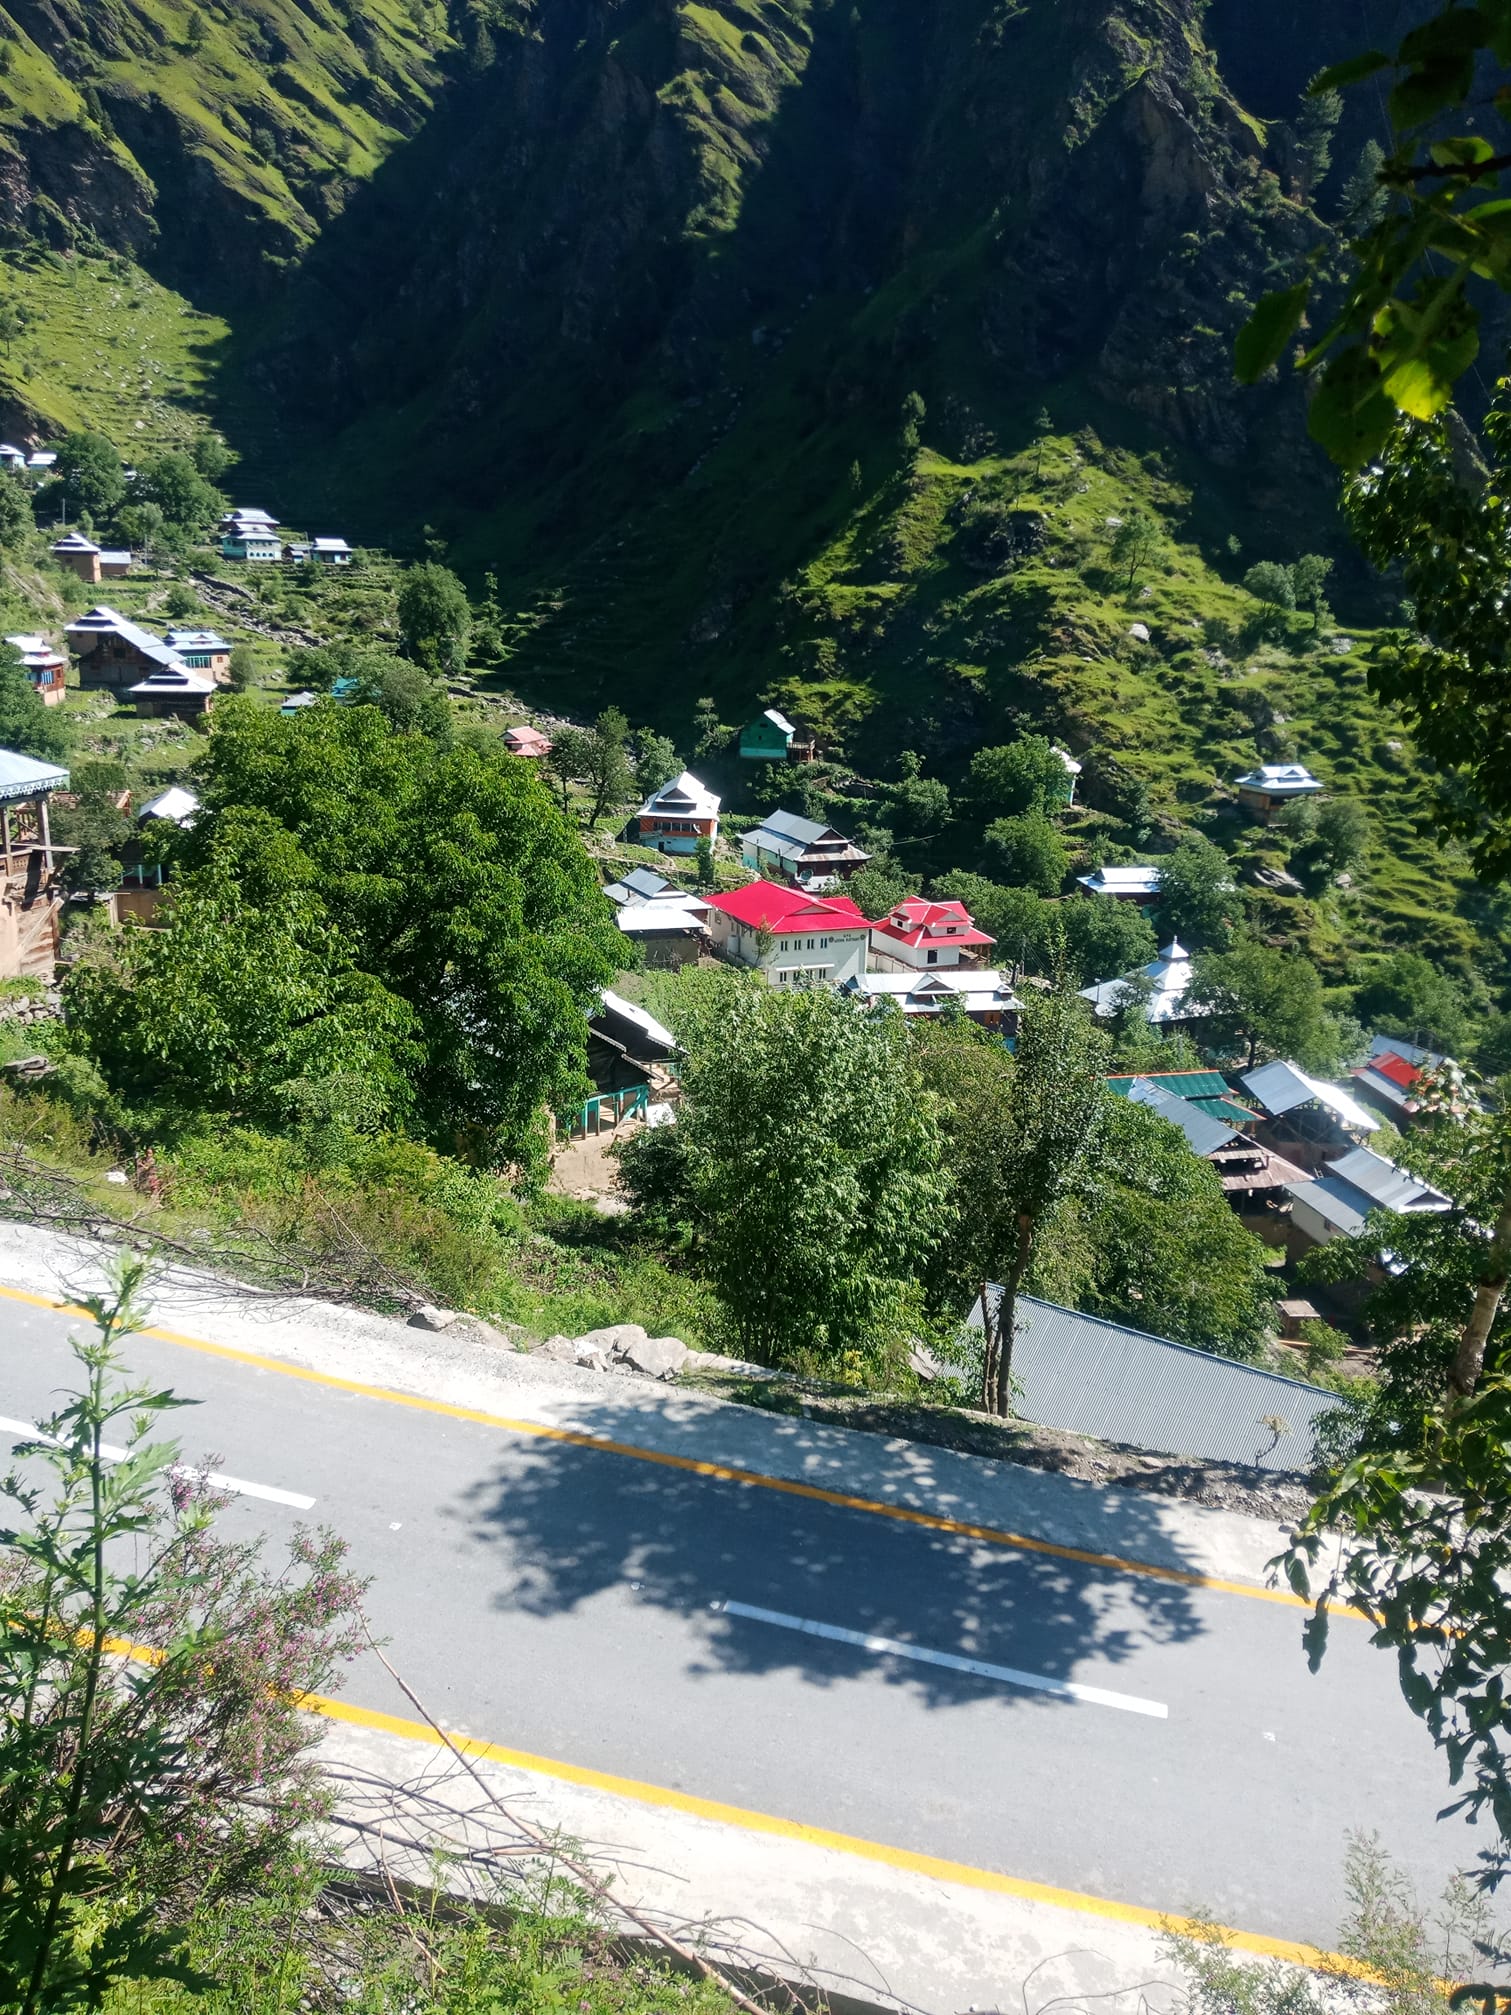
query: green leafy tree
1243 560 1296 623
983 811 1068 894
845 857 914 920
347 655 454 742
396 561 471 676
1354 950 1470 1056
226 641 257 693
53 759 129 898
921 957 1109 1414
692 697 732 758
1109 509 1164 593
0 469 31 548
1048 1096 1277 1359
967 735 1068 820
0 644 67 763
583 707 635 825
666 977 945 1370
1032 405 1053 478
1058 896 1158 988
51 431 125 522
113 500 163 559
137 450 223 533
1291 551 1333 629
1155 836 1239 948
0 1258 366 2014
633 728 679 797
1293 83 1341 195
887 750 950 839
162 580 200 620
898 389 926 454
1188 939 1342 1070
694 832 715 886
1235 9 1511 465
70 701 621 1174
930 872 1050 974
0 296 22 358
1342 399 1511 875
189 432 230 482
1313 795 1370 872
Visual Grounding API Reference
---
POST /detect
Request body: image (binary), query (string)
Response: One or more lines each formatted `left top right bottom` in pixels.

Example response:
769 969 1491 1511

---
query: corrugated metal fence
972 1294 1344 1471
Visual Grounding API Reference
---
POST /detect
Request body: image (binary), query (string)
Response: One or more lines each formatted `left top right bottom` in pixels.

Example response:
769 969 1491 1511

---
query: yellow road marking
0 1280 1353 1615
304 1687 1367 1975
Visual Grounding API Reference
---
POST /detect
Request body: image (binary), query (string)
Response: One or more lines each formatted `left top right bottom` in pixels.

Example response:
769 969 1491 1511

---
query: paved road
0 1295 1476 1951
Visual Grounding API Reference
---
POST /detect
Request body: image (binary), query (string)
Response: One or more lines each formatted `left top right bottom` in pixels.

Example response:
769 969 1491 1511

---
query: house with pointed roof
1240 1058 1380 1173
844 967 1022 1031
311 537 353 566
6 633 66 706
636 772 720 855
504 724 553 758
128 665 217 720
1080 939 1210 1029
1050 746 1083 805
705 879 871 986
50 531 103 584
1076 862 1163 903
1287 1143 1451 1257
219 508 282 562
1112 1074 1306 1208
1234 763 1324 822
740 807 869 888
869 895 994 972
739 708 797 762
163 628 231 681
65 607 189 692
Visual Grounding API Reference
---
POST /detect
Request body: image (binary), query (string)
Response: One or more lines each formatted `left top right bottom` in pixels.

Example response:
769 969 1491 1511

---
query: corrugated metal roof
1241 1059 1378 1132
1126 1078 1240 1156
0 749 67 800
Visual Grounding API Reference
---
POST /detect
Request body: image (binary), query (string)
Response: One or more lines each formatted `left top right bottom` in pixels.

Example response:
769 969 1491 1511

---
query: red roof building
869 895 994 972
504 724 553 757
705 879 871 987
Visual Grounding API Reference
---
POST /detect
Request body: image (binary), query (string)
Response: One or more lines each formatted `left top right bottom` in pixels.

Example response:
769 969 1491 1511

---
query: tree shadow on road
450 1387 1213 1712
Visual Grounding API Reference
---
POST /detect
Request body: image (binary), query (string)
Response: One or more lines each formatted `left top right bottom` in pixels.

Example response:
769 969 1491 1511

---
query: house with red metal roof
704 879 871 987
504 724 553 758
869 895 994 973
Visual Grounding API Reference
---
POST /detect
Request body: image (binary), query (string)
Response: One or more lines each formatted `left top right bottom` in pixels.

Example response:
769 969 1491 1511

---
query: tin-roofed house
504 724 553 758
1081 939 1212 1032
219 509 282 563
0 748 69 978
1234 763 1324 822
1286 1144 1451 1263
1240 1058 1380 1174
636 772 720 856
163 629 232 682
1110 1073 1306 1220
705 879 871 987
739 708 797 762
6 633 67 706
65 607 189 693
740 808 869 889
1076 862 1163 904
127 665 218 720
311 537 353 566
50 532 103 585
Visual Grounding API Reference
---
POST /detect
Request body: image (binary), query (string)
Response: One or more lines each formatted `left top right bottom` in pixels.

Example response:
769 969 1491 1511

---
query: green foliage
1045 1096 1277 1360
51 431 125 521
982 810 1067 894
67 700 621 1175
1354 950 1470 1054
1344 398 1511 876
396 560 471 675
1243 560 1296 620
1188 937 1342 1070
225 642 257 693
845 857 915 919
53 760 130 897
162 581 200 620
0 644 67 764
886 749 950 838
1155 835 1239 948
1058 896 1158 988
1237 6 1511 463
1313 794 1370 872
1109 508 1164 592
966 735 1069 820
0 469 31 548
660 975 944 1371
0 1258 366 2013
135 450 223 533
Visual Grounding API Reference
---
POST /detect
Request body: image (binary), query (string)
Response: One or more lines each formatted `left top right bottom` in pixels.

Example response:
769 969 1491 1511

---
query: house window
927 950 938 964
807 938 816 950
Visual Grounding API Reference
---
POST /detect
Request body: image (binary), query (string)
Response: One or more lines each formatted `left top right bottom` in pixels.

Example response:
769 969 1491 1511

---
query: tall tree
50 431 124 521
967 735 1068 820
923 961 1109 1415
396 561 471 676
1187 939 1341 1070
1109 509 1164 593
983 811 1067 894
0 644 67 763
1155 836 1239 948
663 977 945 1370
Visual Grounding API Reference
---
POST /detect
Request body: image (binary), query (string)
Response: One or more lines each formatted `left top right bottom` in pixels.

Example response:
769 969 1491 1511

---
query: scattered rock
1330 637 1354 654
447 1314 510 1348
575 1322 649 1359
407 1305 459 1332
1251 865 1303 894
1128 621 1150 642
1335 871 1354 889
619 1333 690 1379
692 1352 780 1382
105 1169 129 1185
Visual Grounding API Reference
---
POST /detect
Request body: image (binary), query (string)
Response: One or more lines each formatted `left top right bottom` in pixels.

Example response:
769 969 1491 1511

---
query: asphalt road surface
0 1294 1478 1952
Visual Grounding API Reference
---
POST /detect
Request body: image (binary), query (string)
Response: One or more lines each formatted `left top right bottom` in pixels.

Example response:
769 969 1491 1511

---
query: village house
5 633 67 706
1110 1074 1305 1214
49 531 134 584
1239 1058 1380 1173
636 772 720 855
739 708 795 762
27 450 55 477
0 748 69 979
868 895 994 972
127 665 217 720
1286 1143 1451 1261
1348 1034 1468 1127
604 866 673 907
1234 762 1324 822
0 445 25 475
163 628 232 681
65 607 189 692
1080 938 1210 1031
587 990 680 1099
220 508 282 562
311 537 353 566
740 808 870 889
118 785 199 922
705 879 871 987
844 968 1022 1031
615 891 711 969
504 724 553 758
1049 746 1082 805
1076 862 1162 904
